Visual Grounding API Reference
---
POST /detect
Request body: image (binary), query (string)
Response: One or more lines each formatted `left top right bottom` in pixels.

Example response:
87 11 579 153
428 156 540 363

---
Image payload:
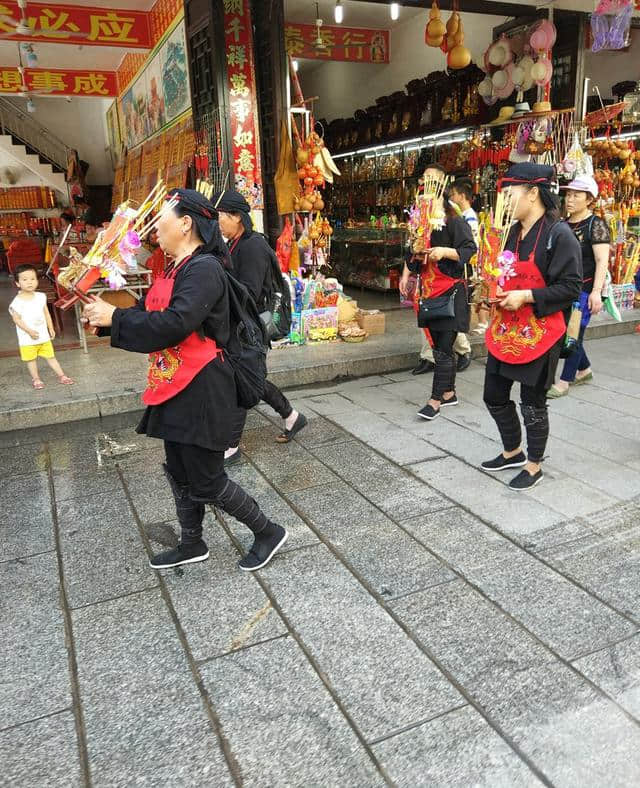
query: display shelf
331 226 408 292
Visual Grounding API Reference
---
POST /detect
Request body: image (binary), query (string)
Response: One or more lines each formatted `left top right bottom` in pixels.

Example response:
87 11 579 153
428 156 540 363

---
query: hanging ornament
425 1 445 47
447 23 471 70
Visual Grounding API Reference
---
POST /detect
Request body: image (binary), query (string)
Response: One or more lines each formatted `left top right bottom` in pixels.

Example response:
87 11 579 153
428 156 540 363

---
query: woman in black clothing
548 175 610 397
82 189 288 571
399 165 477 421
480 163 582 491
214 190 307 458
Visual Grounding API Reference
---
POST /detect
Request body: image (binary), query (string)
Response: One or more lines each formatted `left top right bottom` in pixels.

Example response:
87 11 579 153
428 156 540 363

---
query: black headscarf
212 189 253 233
168 188 230 263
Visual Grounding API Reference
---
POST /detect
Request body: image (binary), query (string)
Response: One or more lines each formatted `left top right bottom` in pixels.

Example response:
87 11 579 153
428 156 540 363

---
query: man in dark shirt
214 190 307 460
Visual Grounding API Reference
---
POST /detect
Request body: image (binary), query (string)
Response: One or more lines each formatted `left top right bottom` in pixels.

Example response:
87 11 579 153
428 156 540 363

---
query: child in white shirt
9 264 74 390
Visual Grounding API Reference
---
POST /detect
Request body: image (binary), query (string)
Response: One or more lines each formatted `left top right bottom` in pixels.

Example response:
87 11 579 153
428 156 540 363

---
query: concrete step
0 310 638 433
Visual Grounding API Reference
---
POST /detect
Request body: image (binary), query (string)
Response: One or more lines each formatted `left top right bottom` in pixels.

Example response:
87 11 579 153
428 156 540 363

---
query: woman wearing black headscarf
214 189 307 460
481 163 582 490
82 189 288 571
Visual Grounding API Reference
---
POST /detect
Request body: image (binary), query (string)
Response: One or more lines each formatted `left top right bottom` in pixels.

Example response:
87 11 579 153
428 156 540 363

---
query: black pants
483 371 549 463
164 440 271 544
229 379 293 448
429 329 457 401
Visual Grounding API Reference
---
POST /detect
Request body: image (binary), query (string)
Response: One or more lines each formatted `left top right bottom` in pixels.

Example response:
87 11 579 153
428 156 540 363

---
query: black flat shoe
238 524 288 571
412 359 435 375
509 469 543 491
481 452 527 472
275 413 308 444
418 404 440 421
456 353 471 372
149 541 209 569
224 451 242 467
440 394 458 407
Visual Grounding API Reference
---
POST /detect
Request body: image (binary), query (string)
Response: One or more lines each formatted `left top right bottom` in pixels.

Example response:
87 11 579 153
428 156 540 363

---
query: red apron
142 256 224 406
486 223 565 365
413 253 462 347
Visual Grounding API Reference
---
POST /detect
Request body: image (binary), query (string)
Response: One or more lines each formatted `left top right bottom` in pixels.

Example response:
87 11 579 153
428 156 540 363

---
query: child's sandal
58 375 74 385
32 379 45 390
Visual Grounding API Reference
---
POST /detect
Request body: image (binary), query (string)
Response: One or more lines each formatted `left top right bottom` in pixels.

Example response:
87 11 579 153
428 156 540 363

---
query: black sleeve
437 217 477 279
110 256 222 354
531 224 583 318
232 236 270 305
590 216 611 246
97 293 146 338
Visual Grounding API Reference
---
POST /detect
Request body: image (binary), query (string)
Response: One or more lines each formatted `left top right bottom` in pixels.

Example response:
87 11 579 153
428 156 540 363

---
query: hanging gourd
425 1 445 47
447 21 471 69
443 11 460 53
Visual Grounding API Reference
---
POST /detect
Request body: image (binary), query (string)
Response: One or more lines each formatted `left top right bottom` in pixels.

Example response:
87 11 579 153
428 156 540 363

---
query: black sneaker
238 523 288 572
417 404 440 421
509 469 543 491
481 452 527 472
457 353 471 372
440 394 458 407
412 359 435 375
149 540 209 569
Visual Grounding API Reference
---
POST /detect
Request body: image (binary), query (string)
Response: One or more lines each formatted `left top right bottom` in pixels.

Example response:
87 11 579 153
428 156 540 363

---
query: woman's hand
399 273 410 298
82 297 116 328
588 291 603 315
498 289 531 311
427 247 447 262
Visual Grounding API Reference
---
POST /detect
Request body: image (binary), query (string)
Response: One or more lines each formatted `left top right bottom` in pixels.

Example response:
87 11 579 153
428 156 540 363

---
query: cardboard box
356 309 385 335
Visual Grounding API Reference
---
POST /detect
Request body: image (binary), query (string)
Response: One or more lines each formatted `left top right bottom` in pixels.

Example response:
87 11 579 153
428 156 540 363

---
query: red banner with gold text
223 0 263 212
284 22 390 63
0 2 151 48
0 67 118 96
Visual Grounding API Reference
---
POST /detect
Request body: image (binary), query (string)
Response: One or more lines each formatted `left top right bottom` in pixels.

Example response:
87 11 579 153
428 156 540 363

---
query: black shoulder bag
416 255 458 327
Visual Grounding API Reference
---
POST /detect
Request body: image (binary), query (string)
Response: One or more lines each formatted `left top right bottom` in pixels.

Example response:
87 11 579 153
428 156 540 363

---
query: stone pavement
2 332 640 787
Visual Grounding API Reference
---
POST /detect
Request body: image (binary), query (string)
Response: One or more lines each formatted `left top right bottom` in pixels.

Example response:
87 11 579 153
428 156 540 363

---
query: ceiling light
390 3 400 20
292 59 299 72
334 1 344 23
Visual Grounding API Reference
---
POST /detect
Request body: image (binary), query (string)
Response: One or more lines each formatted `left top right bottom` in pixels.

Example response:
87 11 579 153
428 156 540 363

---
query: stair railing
0 96 71 172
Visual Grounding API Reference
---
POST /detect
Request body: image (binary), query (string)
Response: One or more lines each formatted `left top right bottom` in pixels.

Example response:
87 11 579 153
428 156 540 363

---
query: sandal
275 413 308 444
58 375 74 385
32 379 45 390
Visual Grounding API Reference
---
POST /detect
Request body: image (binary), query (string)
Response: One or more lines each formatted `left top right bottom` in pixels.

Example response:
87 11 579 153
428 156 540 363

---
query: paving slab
573 634 640 722
201 636 386 786
1 472 54 561
328 410 445 465
261 544 463 742
410 456 565 535
0 552 72 729
289 482 456 599
0 442 48 478
160 515 287 661
391 579 640 787
373 705 543 788
0 711 82 788
312 440 449 521
72 590 233 787
57 489 157 608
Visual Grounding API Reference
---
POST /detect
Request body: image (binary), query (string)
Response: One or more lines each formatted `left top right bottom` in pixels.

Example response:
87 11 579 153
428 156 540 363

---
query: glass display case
330 226 409 291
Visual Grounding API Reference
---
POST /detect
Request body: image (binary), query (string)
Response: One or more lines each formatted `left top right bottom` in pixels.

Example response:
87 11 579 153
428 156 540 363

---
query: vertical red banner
223 0 263 212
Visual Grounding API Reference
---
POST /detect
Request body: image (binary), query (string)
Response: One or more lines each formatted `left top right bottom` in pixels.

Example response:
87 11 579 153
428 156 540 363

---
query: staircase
0 97 69 200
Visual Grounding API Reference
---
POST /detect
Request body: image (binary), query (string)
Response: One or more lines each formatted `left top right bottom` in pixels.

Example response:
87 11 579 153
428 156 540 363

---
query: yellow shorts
20 341 55 362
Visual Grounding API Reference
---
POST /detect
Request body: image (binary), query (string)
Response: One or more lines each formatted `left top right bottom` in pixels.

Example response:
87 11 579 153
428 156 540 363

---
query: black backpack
223 271 268 409
263 240 292 341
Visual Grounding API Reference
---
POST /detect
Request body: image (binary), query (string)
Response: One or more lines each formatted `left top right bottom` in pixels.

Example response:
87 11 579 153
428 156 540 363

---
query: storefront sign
0 66 117 96
0 2 151 48
284 23 390 63
223 0 263 211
